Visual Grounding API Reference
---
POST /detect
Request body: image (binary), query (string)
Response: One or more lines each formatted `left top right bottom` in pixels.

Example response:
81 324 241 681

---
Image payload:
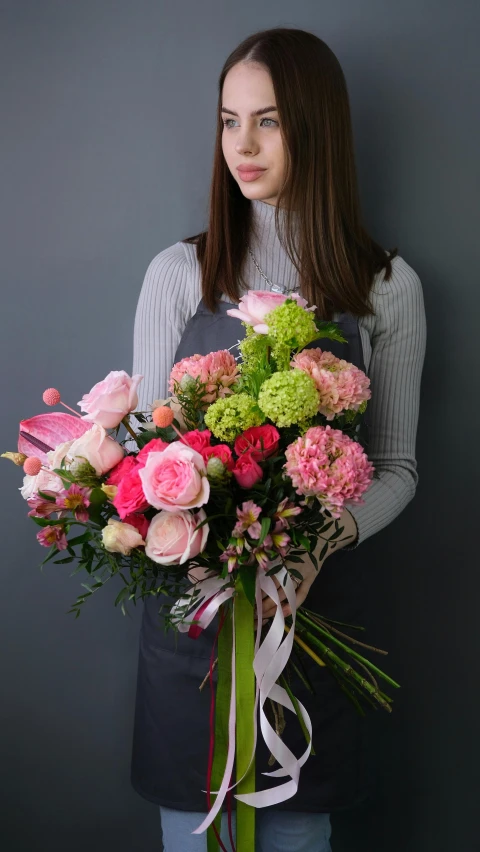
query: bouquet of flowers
3 290 400 851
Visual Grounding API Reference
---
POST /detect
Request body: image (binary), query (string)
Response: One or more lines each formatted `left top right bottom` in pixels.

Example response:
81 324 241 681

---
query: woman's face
221 62 285 208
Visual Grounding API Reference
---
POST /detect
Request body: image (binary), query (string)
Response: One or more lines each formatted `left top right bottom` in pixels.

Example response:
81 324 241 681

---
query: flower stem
296 611 400 688
121 416 139 441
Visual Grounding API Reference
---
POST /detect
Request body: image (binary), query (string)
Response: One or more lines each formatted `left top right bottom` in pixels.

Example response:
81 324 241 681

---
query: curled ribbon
169 566 313 834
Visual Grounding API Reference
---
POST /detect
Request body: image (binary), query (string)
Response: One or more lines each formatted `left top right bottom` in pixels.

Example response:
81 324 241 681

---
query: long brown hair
183 27 397 320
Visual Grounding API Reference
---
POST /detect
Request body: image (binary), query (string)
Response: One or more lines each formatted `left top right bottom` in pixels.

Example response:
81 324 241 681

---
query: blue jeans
160 805 332 852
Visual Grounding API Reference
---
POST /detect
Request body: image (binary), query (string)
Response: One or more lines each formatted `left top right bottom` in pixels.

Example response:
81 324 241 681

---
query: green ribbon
206 581 256 852
234 578 256 850
207 605 232 852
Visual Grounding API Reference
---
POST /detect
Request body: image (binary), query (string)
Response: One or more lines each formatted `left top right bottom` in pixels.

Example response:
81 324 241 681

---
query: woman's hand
258 555 321 624
256 507 359 625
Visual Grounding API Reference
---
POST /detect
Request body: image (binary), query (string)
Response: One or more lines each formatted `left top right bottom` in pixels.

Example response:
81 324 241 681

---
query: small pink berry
152 406 174 428
43 388 61 406
24 456 42 476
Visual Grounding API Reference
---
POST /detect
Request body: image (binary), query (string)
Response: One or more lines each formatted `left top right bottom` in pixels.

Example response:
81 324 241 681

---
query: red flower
201 444 234 471
182 429 212 453
135 438 170 467
105 455 138 485
112 467 150 519
232 453 263 489
234 425 280 461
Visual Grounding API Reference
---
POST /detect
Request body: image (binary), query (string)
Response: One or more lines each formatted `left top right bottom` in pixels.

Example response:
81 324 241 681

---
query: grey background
0 1 478 850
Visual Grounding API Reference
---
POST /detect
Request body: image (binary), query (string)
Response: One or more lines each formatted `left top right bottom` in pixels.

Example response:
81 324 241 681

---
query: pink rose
105 455 139 485
234 425 280 461
65 424 125 476
112 467 150 519
182 430 212 453
232 453 263 488
78 370 143 430
201 443 234 471
226 290 311 334
138 442 210 512
123 512 150 540
145 508 209 565
135 437 170 467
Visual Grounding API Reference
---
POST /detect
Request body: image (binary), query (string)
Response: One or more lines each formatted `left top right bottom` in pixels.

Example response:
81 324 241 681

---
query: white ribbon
170 565 313 834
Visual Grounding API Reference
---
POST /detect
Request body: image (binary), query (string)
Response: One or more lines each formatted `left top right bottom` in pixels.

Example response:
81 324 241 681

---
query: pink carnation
291 349 371 420
284 425 374 518
168 350 239 404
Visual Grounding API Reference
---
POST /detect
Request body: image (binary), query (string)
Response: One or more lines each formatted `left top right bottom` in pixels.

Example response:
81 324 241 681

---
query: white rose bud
206 456 226 480
101 518 146 556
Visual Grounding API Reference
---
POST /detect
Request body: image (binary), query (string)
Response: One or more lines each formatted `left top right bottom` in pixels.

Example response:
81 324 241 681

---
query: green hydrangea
264 300 319 369
204 393 264 442
257 369 320 427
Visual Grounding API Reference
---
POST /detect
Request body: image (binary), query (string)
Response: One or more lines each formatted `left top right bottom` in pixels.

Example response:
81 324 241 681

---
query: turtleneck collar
246 198 300 293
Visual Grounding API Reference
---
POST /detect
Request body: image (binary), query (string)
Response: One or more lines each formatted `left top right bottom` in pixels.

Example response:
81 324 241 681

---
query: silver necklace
247 246 297 295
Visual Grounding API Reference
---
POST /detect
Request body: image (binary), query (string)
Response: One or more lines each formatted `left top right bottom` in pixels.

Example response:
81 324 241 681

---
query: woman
129 27 427 852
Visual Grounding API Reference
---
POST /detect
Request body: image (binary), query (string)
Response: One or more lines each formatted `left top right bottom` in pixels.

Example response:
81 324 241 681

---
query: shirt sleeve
343 257 427 549
125 242 198 451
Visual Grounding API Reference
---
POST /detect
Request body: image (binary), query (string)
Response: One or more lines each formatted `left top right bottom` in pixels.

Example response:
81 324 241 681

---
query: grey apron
130 298 374 813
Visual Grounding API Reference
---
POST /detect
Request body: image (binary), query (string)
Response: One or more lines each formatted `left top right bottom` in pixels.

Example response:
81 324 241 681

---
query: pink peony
226 290 312 334
168 350 239 404
138 442 210 512
145 508 209 565
291 349 371 420
232 453 263 489
284 425 374 518
78 370 143 430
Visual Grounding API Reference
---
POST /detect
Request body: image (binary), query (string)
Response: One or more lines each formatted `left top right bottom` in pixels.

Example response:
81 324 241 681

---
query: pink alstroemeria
232 500 262 539
27 491 61 518
252 534 273 571
36 525 68 550
55 484 92 522
220 545 239 573
271 522 291 557
273 497 303 530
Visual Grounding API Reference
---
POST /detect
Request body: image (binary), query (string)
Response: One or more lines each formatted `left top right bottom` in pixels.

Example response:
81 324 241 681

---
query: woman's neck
247 199 300 293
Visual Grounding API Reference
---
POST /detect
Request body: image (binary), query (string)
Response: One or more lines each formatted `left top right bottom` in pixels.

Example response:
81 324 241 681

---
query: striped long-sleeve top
131 198 427 548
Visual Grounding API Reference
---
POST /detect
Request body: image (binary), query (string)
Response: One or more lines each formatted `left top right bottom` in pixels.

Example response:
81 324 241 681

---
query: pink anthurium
18 412 92 466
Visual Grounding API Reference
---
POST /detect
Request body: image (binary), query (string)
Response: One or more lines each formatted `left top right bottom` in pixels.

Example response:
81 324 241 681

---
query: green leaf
37 490 57 502
39 544 60 567
320 541 329 560
68 531 92 546
53 556 76 564
88 487 108 505
30 516 66 528
258 516 271 546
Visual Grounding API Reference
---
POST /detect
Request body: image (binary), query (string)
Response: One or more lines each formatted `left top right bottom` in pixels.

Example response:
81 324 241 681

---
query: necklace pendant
270 282 287 294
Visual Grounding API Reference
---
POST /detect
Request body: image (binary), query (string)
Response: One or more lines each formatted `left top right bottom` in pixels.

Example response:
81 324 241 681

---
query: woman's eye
222 118 278 128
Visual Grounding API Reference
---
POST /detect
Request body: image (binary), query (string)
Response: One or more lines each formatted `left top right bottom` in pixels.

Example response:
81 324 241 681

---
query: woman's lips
237 168 267 182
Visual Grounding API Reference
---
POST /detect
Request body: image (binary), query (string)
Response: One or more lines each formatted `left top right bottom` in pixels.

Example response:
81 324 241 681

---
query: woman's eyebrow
220 105 278 117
